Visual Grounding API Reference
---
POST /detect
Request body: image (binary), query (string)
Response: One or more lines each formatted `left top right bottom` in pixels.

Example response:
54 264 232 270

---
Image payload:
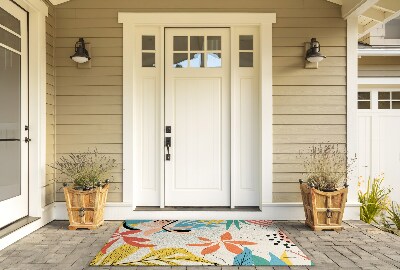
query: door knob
24 137 31 143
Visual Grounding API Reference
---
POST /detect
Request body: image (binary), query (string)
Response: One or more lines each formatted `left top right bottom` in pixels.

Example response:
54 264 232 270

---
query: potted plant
51 149 117 230
298 144 355 231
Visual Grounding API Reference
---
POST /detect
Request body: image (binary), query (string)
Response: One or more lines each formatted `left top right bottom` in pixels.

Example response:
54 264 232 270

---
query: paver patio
0 220 399 270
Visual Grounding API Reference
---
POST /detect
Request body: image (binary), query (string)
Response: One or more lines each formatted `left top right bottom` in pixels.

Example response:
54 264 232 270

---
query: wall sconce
70 38 91 64
305 38 326 69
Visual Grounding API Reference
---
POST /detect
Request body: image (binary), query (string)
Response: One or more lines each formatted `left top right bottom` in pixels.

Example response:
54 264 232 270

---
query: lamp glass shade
71 55 89 64
305 38 326 63
70 38 90 63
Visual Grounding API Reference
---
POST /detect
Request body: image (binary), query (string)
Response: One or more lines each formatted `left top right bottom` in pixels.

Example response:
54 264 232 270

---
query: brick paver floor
0 220 399 270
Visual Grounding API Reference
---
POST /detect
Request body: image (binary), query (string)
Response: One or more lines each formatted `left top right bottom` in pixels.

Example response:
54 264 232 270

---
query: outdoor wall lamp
70 37 91 64
305 38 326 69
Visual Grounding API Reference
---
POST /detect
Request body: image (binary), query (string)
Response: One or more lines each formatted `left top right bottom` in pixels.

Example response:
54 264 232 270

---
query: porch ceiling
326 0 400 40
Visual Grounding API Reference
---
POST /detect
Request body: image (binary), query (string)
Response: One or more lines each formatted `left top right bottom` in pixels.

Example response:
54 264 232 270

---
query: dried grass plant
50 148 117 190
299 144 356 191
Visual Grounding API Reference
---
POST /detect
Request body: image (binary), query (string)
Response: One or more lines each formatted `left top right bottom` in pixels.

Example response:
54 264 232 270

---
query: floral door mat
91 220 313 266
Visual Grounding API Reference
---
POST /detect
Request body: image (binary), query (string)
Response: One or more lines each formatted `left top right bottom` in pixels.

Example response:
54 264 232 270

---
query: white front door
358 90 400 203
164 28 231 206
0 0 29 228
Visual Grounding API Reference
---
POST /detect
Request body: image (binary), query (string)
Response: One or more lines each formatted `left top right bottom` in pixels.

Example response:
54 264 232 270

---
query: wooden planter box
300 182 348 231
63 184 109 230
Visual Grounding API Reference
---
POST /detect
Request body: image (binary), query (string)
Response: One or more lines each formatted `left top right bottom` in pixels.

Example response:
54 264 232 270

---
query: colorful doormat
91 220 313 266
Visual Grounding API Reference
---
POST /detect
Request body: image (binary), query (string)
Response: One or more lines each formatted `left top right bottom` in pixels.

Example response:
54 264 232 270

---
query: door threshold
135 206 261 212
0 216 40 240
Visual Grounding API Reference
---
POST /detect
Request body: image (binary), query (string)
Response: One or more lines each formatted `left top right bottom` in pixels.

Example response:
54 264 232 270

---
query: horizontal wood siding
55 0 346 203
45 1 56 207
359 56 400 77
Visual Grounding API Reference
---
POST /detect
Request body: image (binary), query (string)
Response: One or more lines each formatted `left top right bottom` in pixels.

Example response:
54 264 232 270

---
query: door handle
24 137 31 143
165 137 171 161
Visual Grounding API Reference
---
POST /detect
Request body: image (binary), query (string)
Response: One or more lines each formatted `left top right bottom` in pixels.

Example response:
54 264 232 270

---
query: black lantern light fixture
305 38 326 63
70 37 91 64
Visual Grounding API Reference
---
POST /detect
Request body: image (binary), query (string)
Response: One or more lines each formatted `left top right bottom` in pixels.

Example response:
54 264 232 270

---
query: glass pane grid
357 92 370 110
239 35 253 67
142 35 156 68
173 35 222 68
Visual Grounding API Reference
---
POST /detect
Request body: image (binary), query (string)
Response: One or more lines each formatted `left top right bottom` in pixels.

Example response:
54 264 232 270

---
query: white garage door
358 89 400 203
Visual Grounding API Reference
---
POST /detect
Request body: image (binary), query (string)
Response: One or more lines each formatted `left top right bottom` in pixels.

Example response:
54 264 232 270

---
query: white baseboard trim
54 202 361 220
0 203 54 251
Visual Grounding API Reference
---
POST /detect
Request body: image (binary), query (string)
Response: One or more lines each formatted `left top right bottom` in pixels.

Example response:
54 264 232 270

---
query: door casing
119 13 276 210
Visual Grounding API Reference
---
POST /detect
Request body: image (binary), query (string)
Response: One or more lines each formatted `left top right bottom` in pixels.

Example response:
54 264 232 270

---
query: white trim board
53 202 361 221
359 77 400 85
119 13 276 210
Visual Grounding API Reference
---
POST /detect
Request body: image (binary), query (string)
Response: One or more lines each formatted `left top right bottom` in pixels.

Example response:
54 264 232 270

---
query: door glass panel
378 92 390 100
142 52 155 67
392 92 400 100
173 53 188 68
358 92 370 100
239 35 253 50
239 52 253 67
358 101 370 109
189 53 204 68
0 7 20 34
0 46 21 202
0 27 21 51
207 36 221 50
173 36 188 51
378 101 390 109
392 101 400 109
207 53 221 68
190 36 204 51
142 35 155 50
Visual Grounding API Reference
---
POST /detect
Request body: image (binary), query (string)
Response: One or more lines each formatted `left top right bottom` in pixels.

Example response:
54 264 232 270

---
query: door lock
24 137 31 143
165 137 171 161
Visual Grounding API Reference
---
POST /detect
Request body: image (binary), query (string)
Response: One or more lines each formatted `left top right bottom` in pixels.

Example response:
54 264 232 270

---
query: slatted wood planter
63 184 109 230
300 182 348 231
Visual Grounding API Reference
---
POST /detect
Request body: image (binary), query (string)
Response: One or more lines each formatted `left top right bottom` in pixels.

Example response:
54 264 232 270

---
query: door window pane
358 92 370 100
142 53 155 67
207 36 221 50
207 53 221 68
378 92 390 100
0 47 21 201
239 35 253 50
189 53 204 68
239 52 253 67
0 27 21 51
173 36 188 51
142 35 155 50
392 101 400 109
173 53 188 68
0 7 20 34
190 36 204 51
378 101 390 109
358 101 370 109
392 92 400 100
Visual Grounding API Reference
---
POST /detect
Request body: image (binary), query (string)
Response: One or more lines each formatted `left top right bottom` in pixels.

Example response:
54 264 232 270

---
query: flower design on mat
101 227 156 254
187 231 257 255
246 220 274 227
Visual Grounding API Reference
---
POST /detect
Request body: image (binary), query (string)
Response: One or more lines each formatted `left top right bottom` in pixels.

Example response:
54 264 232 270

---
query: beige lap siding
359 56 400 77
54 0 346 203
45 0 56 207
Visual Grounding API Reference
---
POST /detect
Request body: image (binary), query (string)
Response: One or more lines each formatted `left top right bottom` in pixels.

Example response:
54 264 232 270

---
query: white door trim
12 0 48 217
119 13 276 210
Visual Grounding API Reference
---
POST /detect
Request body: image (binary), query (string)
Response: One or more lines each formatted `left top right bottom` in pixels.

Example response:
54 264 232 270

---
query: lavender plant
299 144 356 191
50 148 117 190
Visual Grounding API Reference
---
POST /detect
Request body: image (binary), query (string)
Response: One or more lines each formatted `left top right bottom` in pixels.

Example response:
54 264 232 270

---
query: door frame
11 0 49 218
119 13 276 210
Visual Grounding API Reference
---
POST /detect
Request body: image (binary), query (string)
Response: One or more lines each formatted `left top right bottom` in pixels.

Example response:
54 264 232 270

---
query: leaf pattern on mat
226 220 248 230
124 248 217 266
188 231 257 255
93 244 139 265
